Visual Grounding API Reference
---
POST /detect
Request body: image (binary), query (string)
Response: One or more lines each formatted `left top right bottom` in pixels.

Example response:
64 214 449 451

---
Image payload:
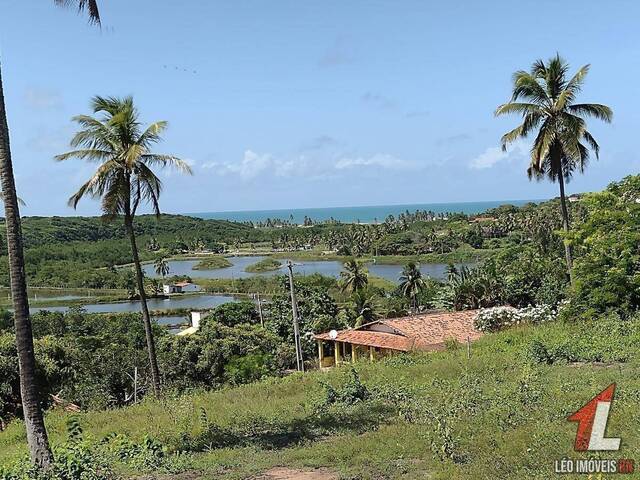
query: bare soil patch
252 467 338 480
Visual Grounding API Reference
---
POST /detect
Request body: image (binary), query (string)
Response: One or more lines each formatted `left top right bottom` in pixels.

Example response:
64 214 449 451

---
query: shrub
322 368 370 407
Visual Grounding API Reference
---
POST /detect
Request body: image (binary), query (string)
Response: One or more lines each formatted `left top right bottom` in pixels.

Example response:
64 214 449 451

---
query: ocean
189 199 541 224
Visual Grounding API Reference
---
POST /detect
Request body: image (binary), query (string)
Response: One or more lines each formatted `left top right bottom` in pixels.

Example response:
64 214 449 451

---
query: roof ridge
378 319 411 337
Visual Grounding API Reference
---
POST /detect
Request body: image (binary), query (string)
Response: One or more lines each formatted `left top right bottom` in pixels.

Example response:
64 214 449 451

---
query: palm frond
529 118 554 170
141 155 193 174
511 72 549 104
54 149 112 162
67 159 120 208
567 104 613 122
54 0 100 25
137 121 168 149
499 112 544 150
544 54 568 100
494 102 542 117
581 129 600 158
134 163 163 216
500 124 524 150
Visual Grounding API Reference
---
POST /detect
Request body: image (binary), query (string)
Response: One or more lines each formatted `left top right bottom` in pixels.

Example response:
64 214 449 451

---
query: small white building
162 281 201 294
177 310 207 336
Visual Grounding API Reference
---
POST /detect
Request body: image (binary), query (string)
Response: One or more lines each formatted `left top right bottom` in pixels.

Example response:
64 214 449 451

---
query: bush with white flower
474 304 558 333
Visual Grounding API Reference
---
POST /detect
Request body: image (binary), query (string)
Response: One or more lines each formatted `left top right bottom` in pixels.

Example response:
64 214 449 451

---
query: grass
2 315 640 478
191 256 233 270
245 258 283 273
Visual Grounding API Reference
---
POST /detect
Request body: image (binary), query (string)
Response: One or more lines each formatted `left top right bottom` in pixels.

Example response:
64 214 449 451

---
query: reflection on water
142 256 473 283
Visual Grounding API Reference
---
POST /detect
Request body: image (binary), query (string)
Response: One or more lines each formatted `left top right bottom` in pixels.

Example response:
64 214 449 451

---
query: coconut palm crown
340 259 369 293
496 54 612 182
56 96 192 218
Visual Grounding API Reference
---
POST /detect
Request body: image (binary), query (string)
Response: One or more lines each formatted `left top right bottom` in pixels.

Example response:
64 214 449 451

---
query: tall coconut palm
154 256 170 279
398 262 426 313
56 96 192 396
339 259 369 293
495 55 612 284
0 0 99 469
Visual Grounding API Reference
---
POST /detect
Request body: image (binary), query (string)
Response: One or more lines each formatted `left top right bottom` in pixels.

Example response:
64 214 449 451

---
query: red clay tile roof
314 310 481 352
315 329 415 351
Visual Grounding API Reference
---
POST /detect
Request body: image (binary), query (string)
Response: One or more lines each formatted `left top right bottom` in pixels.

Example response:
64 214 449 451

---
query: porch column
352 345 357 362
317 340 324 366
369 346 374 362
334 341 340 365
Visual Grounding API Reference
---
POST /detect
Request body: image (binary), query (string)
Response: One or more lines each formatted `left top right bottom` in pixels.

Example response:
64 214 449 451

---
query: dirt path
252 467 338 480
134 467 337 480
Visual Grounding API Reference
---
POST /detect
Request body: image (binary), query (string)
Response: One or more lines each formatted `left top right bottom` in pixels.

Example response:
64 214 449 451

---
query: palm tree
496 55 612 283
339 259 369 293
56 96 192 396
0 0 99 469
154 256 170 280
350 289 379 327
398 262 426 313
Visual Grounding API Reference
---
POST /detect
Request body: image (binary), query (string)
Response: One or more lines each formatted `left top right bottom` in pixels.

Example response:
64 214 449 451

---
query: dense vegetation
192 256 232 270
244 258 282 273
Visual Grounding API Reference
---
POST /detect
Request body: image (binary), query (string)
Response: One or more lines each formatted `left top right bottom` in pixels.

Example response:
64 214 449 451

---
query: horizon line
185 198 548 217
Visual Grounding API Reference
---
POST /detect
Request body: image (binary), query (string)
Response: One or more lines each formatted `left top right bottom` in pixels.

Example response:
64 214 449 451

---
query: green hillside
2 315 639 479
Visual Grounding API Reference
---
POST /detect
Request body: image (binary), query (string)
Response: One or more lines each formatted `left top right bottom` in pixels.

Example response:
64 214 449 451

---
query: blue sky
1 0 639 216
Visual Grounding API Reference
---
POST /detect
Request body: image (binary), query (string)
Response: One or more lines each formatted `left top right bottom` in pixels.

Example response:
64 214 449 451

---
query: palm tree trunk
557 173 574 285
124 214 161 396
0 64 53 468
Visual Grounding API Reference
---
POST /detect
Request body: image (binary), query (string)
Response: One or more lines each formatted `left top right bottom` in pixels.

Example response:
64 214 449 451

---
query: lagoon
29 294 236 315
143 256 472 283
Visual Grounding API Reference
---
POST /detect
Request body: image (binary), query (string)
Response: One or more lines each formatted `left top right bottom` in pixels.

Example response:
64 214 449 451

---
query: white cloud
202 150 272 179
334 153 417 170
469 141 529 170
202 148 419 182
24 88 63 110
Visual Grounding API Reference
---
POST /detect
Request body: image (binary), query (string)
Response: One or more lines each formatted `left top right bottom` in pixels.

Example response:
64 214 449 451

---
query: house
177 311 207 336
162 281 201 294
163 284 178 294
314 310 481 368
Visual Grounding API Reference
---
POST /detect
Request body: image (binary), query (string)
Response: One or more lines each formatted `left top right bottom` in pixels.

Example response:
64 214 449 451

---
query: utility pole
287 261 304 372
256 293 264 327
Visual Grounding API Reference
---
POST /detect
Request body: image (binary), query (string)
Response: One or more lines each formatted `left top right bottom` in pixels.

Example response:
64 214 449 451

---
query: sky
0 0 639 216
